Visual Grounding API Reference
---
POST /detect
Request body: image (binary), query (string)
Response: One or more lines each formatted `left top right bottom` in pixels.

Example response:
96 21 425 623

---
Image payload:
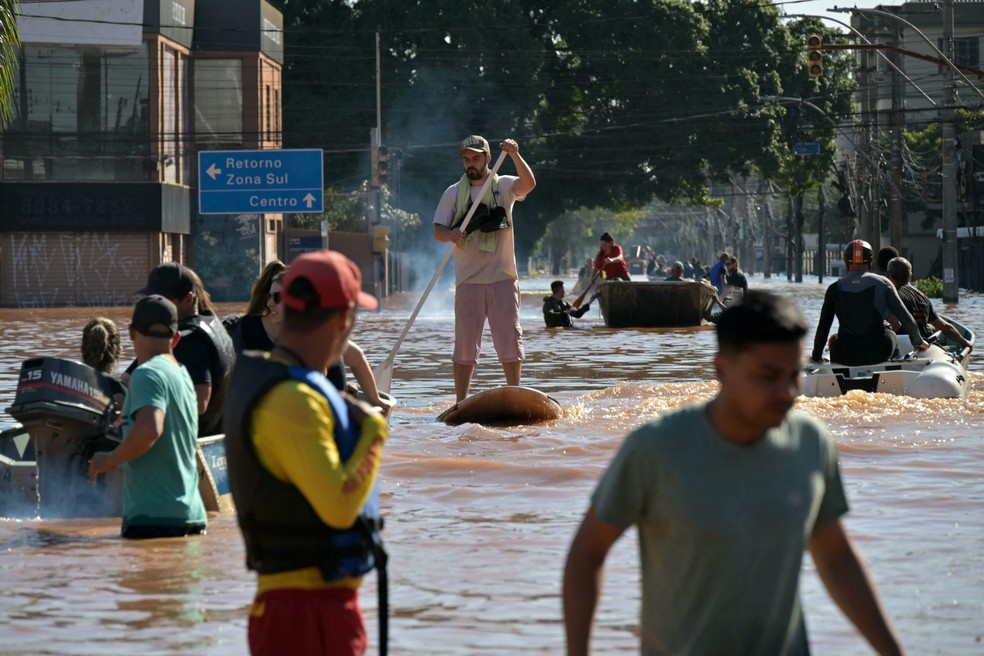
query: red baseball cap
282 251 378 311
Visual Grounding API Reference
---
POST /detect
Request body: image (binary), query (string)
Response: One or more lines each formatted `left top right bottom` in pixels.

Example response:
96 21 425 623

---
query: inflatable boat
2 357 230 518
801 317 974 399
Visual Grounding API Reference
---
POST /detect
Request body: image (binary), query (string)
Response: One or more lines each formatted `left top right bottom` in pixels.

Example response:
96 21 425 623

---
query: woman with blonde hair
81 317 122 374
82 317 127 419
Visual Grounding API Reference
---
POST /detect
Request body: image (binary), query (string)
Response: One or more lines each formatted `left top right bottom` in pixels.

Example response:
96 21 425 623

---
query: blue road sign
793 142 821 156
198 149 324 214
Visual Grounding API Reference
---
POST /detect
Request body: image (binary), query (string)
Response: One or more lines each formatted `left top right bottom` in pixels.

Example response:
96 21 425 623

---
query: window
938 37 979 73
5 44 151 181
274 87 281 145
265 85 271 142
162 46 178 183
194 59 243 146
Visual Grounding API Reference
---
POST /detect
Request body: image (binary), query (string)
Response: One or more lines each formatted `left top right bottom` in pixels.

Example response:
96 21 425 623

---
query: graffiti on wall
196 214 263 303
5 233 146 308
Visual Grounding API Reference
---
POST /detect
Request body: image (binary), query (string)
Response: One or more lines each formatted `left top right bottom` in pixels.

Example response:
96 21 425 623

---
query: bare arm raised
500 138 536 198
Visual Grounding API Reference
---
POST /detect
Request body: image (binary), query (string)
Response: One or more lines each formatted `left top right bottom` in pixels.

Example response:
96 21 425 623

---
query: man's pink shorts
248 587 367 655
453 279 524 366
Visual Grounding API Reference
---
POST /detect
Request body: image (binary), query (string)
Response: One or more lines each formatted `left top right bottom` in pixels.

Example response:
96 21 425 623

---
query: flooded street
0 275 982 655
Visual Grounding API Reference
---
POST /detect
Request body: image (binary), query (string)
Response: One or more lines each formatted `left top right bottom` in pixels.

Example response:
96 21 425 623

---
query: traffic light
806 34 824 78
371 145 388 187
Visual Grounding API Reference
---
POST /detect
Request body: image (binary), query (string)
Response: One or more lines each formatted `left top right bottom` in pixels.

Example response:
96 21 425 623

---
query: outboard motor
6 358 122 518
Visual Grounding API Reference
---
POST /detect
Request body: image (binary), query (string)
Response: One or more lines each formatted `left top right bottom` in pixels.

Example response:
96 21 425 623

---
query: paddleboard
437 386 562 426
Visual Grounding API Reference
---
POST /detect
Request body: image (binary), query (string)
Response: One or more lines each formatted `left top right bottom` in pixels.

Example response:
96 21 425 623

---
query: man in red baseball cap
223 250 387 656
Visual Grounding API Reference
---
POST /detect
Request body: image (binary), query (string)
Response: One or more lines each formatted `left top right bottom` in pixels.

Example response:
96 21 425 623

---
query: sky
773 0 894 28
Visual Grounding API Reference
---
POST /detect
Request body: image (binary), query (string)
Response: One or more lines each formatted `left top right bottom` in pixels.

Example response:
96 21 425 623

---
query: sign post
198 149 324 214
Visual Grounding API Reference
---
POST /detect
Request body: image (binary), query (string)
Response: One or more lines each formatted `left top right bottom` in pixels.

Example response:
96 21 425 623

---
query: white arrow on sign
206 163 222 180
303 193 317 208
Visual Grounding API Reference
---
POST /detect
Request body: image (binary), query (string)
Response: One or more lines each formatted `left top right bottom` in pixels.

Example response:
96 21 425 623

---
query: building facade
0 0 284 307
852 1 984 288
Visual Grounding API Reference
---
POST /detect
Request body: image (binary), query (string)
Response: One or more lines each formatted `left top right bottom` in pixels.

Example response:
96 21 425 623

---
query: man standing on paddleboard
433 135 536 401
564 291 906 656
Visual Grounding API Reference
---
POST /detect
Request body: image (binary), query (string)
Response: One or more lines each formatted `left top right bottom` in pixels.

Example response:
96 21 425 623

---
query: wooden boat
801 317 975 399
594 280 720 328
3 357 230 518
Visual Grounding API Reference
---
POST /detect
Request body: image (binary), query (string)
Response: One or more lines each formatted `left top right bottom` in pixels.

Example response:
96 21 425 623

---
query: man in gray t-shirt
563 291 905 656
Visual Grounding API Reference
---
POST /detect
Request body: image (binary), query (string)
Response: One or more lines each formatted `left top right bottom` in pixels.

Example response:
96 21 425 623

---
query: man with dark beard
433 135 536 401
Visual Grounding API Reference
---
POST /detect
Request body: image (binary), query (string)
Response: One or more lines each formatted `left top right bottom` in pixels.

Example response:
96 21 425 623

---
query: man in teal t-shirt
89 295 206 538
563 291 905 656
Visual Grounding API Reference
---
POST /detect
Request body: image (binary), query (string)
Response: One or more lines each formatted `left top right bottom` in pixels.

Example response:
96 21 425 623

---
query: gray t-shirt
592 402 848 655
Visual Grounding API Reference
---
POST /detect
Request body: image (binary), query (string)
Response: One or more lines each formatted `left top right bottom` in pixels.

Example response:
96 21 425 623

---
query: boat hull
595 280 718 327
802 317 974 399
0 424 38 517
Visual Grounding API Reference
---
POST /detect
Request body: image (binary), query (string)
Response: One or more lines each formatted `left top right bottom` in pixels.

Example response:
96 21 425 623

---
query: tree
267 0 857 272
292 183 421 240
535 206 642 274
0 0 20 127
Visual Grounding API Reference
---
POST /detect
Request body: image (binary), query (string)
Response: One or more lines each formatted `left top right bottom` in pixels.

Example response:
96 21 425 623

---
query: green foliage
903 108 984 207
268 0 857 255
0 0 20 127
291 183 421 239
536 206 643 273
915 276 943 299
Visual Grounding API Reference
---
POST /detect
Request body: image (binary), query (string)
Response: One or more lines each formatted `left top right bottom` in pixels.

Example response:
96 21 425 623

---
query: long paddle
372 149 509 395
572 268 602 309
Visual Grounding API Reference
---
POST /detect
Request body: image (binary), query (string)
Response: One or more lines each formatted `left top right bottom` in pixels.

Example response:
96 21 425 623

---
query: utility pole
370 29 382 233
889 26 904 252
870 106 882 255
941 0 959 303
859 47 874 245
818 186 826 283
833 4 981 302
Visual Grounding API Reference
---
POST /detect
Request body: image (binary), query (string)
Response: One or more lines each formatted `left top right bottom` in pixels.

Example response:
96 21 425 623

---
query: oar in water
372 150 509 395
571 268 602 309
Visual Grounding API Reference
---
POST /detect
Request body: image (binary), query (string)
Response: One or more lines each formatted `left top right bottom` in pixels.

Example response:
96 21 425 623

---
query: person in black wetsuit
811 240 928 366
543 280 591 328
